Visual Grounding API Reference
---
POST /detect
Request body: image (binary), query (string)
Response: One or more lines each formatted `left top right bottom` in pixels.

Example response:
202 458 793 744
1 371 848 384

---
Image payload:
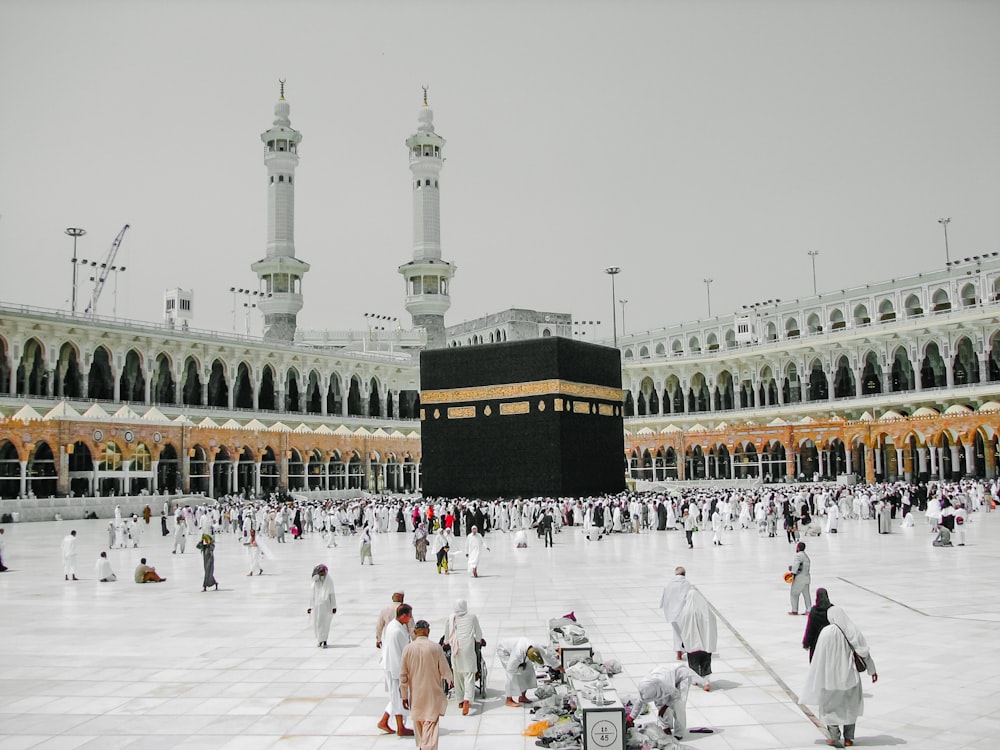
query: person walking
788 541 811 615
802 588 833 661
683 508 696 549
376 590 415 648
307 564 337 648
800 605 878 748
360 525 374 565
246 529 264 576
62 529 79 581
378 604 415 736
400 619 453 750
660 566 691 660
196 533 218 591
465 525 489 577
678 589 717 691
445 599 484 715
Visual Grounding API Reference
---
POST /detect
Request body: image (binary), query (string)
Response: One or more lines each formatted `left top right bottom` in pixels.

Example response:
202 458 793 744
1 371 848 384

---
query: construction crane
84 224 129 316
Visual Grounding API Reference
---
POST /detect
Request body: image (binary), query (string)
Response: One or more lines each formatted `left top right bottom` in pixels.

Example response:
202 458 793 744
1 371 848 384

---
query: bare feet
505 698 520 708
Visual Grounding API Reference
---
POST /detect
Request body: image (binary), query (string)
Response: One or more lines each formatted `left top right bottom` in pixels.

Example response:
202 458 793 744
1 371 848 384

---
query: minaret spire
398 90 455 349
251 83 310 342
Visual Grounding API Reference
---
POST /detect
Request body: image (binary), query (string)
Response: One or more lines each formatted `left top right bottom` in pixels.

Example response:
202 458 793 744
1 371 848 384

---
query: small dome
978 401 1000 412
944 404 973 415
912 407 939 417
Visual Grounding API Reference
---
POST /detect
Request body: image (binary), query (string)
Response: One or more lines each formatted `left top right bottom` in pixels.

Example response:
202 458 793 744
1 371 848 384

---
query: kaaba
420 337 625 498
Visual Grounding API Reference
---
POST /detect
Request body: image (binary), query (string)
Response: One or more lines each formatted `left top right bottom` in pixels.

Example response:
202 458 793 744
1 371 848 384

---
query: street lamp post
703 278 713 317
109 265 126 318
619 299 628 337
807 250 819 295
604 267 621 347
938 217 951 265
66 227 86 314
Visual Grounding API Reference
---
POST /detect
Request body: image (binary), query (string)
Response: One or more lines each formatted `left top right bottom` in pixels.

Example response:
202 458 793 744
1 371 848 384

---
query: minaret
399 87 455 349
252 80 310 342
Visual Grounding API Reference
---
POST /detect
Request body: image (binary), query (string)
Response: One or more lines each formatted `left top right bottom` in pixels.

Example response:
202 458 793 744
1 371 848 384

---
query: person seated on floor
134 557 167 583
932 525 953 547
96 551 117 582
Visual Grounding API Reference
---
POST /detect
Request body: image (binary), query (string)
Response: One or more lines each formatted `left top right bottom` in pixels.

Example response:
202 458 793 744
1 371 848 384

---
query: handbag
835 624 866 672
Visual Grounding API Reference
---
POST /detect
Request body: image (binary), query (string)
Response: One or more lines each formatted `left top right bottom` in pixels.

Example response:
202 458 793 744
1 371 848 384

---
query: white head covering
679 589 718 654
454 599 468 615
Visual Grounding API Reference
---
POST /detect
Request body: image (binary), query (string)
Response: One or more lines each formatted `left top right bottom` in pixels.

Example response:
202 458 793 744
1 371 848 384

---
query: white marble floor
1 506 998 750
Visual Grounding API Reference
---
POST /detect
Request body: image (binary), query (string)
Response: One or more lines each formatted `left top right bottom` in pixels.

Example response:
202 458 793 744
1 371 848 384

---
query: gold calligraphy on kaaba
447 406 476 419
573 402 591 414
499 401 530 415
598 404 615 416
421 379 623 405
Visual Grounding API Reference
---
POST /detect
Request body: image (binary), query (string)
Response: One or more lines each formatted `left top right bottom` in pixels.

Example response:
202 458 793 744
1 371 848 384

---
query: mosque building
1 86 999 512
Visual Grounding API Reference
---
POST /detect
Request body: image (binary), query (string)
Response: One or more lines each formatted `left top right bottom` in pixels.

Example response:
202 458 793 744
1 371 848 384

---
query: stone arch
931 287 951 313
348 374 364 416
806 312 821 334
87 345 115 400
305 369 323 414
151 352 176 405
284 367 301 412
716 370 735 410
783 361 801 403
724 328 737 349
188 444 210 495
960 282 977 307
807 358 828 401
833 354 854 398
27 441 57 498
368 376 383 417
623 348 635 361
327 371 344 415
688 372 710 412
706 332 719 351
181 356 203 406
853 303 870 326
989 331 1000 381
259 364 277 410
637 377 655 416
921 341 947 388
119 348 146 403
764 321 778 342
759 366 778 406
953 336 980 385
0 336 9 395
785 317 800 338
207 358 229 408
157 443 180 494
904 293 923 317
0 439 20 498
890 346 915 392
655 342 666 356
860 350 882 394
688 335 701 353
671 339 683 355
878 298 896 321
830 308 846 330
233 361 255 409
16 337 47 396
639 345 650 359
55 341 84 399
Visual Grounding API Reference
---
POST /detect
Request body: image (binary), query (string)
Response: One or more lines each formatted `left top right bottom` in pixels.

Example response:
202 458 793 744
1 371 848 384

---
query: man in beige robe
400 619 453 750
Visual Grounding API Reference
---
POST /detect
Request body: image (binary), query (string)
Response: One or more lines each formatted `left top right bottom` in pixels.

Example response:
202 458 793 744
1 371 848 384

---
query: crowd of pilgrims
150 478 996 550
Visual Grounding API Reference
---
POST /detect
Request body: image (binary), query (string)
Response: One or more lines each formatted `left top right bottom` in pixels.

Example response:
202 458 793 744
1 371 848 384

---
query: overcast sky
1 0 998 343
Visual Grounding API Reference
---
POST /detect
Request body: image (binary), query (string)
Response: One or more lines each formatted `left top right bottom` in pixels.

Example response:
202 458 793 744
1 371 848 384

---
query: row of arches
626 335 1000 416
627 430 998 483
625 281 996 359
0 338 419 418
0 439 421 499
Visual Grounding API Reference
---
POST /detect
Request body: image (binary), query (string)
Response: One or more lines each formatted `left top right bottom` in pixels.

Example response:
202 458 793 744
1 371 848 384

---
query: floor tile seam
835 576 1000 622
693 583 825 741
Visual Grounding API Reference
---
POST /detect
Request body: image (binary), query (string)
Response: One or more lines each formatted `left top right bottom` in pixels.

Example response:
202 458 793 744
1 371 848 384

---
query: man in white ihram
659 566 691 660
